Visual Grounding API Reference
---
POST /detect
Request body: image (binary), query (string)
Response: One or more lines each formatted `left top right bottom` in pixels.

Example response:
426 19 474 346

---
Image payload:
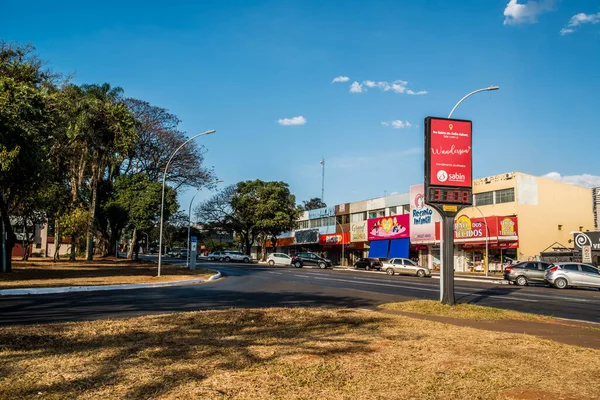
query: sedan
353 258 382 271
545 262 600 290
267 253 292 266
381 258 431 277
504 261 553 286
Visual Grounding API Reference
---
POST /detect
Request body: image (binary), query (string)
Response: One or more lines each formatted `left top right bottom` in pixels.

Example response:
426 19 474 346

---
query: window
403 260 416 266
389 206 397 216
296 220 309 229
525 262 538 270
495 188 515 204
351 212 367 222
343 214 350 224
474 191 493 206
563 264 579 271
581 265 598 274
310 218 322 228
393 259 403 265
368 209 385 219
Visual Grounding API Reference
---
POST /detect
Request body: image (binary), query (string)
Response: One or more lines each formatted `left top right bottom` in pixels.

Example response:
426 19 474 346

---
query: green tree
301 197 327 210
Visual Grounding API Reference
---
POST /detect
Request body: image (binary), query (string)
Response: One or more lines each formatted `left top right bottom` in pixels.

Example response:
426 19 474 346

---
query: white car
222 251 252 263
267 253 292 266
381 258 431 278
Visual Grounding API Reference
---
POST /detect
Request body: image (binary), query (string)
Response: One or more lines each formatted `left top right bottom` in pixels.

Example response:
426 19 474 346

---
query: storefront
367 214 410 259
292 228 321 255
319 232 350 265
349 220 368 264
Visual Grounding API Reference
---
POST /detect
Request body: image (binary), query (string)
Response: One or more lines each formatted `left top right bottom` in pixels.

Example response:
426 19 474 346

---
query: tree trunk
0 194 14 273
127 228 137 260
70 234 76 261
85 161 100 261
134 234 140 261
260 234 267 262
53 216 61 262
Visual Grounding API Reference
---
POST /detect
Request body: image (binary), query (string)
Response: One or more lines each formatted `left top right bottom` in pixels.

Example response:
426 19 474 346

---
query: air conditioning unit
484 177 491 183
505 173 514 179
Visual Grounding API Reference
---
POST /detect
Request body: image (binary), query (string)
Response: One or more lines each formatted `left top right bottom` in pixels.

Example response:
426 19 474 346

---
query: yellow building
456 172 593 270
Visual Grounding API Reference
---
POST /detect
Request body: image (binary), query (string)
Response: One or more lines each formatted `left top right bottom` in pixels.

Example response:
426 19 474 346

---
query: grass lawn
379 300 554 321
0 259 214 289
0 308 598 399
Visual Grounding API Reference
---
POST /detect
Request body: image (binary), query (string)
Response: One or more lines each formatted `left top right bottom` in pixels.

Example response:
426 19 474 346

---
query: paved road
1 260 599 326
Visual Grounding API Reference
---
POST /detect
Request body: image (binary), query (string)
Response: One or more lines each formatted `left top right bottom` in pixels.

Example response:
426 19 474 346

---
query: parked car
353 258 382 271
174 249 188 259
291 252 332 269
267 253 292 266
207 251 225 261
381 258 431 277
545 262 600 290
222 250 252 263
504 261 553 286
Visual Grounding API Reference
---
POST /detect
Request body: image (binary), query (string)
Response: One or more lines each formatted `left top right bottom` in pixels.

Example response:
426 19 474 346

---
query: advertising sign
350 221 368 242
582 245 592 263
427 117 472 188
191 236 198 252
319 232 350 246
409 184 437 242
367 214 410 241
498 217 518 237
294 229 320 244
573 232 600 250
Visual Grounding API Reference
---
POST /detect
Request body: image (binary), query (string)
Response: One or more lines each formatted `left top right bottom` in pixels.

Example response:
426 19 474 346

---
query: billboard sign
424 117 473 208
409 184 437 242
573 232 600 250
367 214 410 241
350 221 368 242
294 229 320 244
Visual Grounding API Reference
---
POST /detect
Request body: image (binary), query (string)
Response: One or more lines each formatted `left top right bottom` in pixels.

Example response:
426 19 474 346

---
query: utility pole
320 157 325 203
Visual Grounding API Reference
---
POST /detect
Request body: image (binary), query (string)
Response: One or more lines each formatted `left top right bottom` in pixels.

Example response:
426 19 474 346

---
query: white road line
265 271 283 275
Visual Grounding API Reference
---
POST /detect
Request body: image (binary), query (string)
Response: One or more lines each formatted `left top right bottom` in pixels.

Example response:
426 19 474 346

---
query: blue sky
3 0 600 211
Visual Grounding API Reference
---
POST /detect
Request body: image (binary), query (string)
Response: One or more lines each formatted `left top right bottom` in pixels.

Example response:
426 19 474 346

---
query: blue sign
191 236 198 243
308 207 336 220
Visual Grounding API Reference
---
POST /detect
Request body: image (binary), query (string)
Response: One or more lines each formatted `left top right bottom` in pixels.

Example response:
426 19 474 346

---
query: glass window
563 264 579 271
389 206 397 216
496 188 515 204
351 212 367 222
368 209 385 219
393 259 403 265
540 262 552 270
296 220 309 229
310 218 322 228
403 260 416 266
525 262 538 270
474 192 493 206
581 265 598 274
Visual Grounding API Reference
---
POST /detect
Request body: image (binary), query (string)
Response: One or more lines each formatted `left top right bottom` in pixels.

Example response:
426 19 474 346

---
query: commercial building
270 171 593 271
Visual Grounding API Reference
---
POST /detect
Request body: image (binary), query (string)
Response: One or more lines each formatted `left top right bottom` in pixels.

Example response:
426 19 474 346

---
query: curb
0 270 223 296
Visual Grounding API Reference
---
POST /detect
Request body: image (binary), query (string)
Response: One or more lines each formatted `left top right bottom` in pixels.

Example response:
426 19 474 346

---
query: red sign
319 232 350 245
368 214 410 241
428 118 472 188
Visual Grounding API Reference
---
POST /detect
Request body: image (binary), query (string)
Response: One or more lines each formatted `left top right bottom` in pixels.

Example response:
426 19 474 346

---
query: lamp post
335 219 345 267
448 86 499 118
438 85 499 304
187 180 223 267
157 129 216 276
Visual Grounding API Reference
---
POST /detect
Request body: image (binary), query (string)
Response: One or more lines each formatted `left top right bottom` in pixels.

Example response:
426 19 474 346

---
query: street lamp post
187 180 223 268
335 219 345 267
157 129 216 277
438 85 499 305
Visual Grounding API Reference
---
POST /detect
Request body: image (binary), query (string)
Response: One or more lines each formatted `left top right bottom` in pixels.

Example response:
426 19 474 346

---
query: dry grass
0 259 214 289
380 300 554 322
0 308 598 399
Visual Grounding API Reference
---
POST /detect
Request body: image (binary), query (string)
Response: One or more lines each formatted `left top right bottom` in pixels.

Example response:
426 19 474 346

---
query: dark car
504 261 553 286
291 252 332 269
353 258 382 271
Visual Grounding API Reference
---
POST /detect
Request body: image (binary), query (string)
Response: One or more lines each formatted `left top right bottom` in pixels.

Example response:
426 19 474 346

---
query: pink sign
368 214 410 241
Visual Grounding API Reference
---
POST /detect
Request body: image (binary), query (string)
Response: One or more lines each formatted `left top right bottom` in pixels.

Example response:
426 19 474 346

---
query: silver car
222 251 253 263
267 253 292 266
381 258 431 278
545 262 600 290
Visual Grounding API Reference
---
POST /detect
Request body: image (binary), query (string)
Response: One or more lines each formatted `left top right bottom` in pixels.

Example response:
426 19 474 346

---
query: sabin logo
437 170 448 182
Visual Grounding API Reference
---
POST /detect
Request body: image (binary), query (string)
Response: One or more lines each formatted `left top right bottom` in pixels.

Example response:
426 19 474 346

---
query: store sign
409 184 437 242
308 207 336 219
573 232 600 250
368 214 410 241
294 229 320 244
319 232 350 246
454 215 486 239
498 217 518 237
350 221 367 242
338 204 346 213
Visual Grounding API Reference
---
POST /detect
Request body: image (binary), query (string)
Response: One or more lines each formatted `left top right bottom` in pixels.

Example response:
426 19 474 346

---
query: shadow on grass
0 308 387 398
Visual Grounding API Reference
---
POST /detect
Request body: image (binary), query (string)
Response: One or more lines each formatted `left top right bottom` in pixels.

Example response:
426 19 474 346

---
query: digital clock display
427 187 473 205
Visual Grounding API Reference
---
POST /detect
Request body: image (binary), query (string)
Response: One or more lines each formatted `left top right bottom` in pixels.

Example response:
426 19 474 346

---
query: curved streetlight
448 86 499 118
157 129 216 276
186 180 223 268
335 219 345 267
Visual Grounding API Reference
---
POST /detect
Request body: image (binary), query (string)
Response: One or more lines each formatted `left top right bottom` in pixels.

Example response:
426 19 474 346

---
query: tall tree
302 197 327 211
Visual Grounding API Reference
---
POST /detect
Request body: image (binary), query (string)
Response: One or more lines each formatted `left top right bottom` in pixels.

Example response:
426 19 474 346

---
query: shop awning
388 238 409 258
368 240 389 258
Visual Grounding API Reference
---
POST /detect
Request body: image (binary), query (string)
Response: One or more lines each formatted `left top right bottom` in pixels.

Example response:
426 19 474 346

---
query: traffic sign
582 245 592 263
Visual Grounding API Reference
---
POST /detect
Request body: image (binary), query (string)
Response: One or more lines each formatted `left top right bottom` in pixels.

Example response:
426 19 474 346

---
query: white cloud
503 0 555 25
349 81 364 93
542 172 600 188
277 116 307 126
332 76 350 83
560 12 600 35
382 120 412 129
406 89 428 95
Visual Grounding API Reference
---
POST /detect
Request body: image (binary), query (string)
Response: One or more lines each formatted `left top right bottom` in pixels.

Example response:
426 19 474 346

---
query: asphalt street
1 259 599 326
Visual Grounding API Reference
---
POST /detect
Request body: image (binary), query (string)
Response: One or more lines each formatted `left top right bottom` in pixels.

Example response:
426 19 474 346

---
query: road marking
265 271 283 275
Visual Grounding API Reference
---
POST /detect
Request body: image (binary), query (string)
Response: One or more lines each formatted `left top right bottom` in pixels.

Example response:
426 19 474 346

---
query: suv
504 261 553 286
291 252 332 269
353 258 382 271
222 250 252 263
208 251 225 261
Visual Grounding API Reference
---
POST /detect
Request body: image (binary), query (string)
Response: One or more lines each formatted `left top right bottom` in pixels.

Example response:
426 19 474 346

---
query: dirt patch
0 308 599 399
0 259 214 289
